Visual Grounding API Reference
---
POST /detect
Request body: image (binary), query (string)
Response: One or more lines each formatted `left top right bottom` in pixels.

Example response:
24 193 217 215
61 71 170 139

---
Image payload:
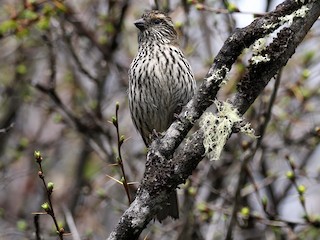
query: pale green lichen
240 122 257 138
262 22 278 30
251 38 270 65
279 5 309 26
252 38 267 54
205 66 229 86
185 111 195 124
251 54 270 64
247 3 309 70
200 100 257 161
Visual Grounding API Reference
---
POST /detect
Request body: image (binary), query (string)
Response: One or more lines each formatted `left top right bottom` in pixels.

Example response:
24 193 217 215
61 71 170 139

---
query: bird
128 10 196 221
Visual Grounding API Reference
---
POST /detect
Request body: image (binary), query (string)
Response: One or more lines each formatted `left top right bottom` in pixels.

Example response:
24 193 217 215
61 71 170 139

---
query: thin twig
63 205 81 240
34 83 114 162
0 123 14 134
34 151 64 240
112 103 132 204
34 214 41 240
61 24 100 84
193 2 266 17
285 155 310 222
225 71 282 239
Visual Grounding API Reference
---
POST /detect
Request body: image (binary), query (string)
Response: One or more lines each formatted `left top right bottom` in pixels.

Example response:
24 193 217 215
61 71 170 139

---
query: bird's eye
153 19 162 24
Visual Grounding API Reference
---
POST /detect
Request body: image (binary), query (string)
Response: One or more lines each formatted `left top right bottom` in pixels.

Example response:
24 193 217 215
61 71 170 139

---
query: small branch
34 83 114 162
61 24 100 84
257 72 283 215
258 69 282 143
33 151 64 240
193 2 266 17
285 155 310 222
34 214 41 240
111 102 132 204
0 123 14 134
63 205 81 240
42 31 57 89
225 146 257 240
63 0 130 61
276 146 319 205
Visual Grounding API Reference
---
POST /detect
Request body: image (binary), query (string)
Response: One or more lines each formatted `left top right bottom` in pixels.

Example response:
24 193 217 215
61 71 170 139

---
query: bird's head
134 10 177 45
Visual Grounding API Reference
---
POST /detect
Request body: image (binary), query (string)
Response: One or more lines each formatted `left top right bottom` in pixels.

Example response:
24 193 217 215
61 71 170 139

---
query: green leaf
226 3 239 12
16 219 28 231
41 202 50 212
105 22 115 33
301 69 311 79
16 64 27 75
0 20 18 34
19 137 29 148
36 17 50 30
42 3 55 15
298 184 306 195
16 28 29 38
286 170 295 180
47 182 54 191
21 9 38 20
240 206 250 217
303 51 315 65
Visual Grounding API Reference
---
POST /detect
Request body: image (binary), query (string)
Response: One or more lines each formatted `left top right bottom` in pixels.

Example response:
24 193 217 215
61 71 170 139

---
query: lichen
205 66 229 86
279 5 309 26
251 54 270 64
200 100 257 161
258 4 309 65
251 36 270 65
252 38 268 54
262 22 278 30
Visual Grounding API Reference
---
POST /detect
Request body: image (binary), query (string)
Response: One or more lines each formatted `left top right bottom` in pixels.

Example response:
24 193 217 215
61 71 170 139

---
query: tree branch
107 1 320 239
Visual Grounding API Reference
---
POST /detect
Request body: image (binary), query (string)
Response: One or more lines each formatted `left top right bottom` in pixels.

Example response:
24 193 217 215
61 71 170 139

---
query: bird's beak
134 18 146 31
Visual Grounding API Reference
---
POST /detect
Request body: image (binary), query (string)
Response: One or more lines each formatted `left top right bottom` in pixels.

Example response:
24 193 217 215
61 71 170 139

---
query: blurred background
0 0 320 239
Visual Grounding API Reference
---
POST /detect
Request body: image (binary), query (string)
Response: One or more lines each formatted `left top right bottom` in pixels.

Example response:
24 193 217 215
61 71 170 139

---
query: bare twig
0 123 14 134
63 205 81 240
33 151 64 240
34 83 114 162
62 25 100 84
34 214 41 240
111 102 132 204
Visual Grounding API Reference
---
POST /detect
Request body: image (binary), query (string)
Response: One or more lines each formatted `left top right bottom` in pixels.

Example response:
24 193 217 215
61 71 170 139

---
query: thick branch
108 1 320 239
